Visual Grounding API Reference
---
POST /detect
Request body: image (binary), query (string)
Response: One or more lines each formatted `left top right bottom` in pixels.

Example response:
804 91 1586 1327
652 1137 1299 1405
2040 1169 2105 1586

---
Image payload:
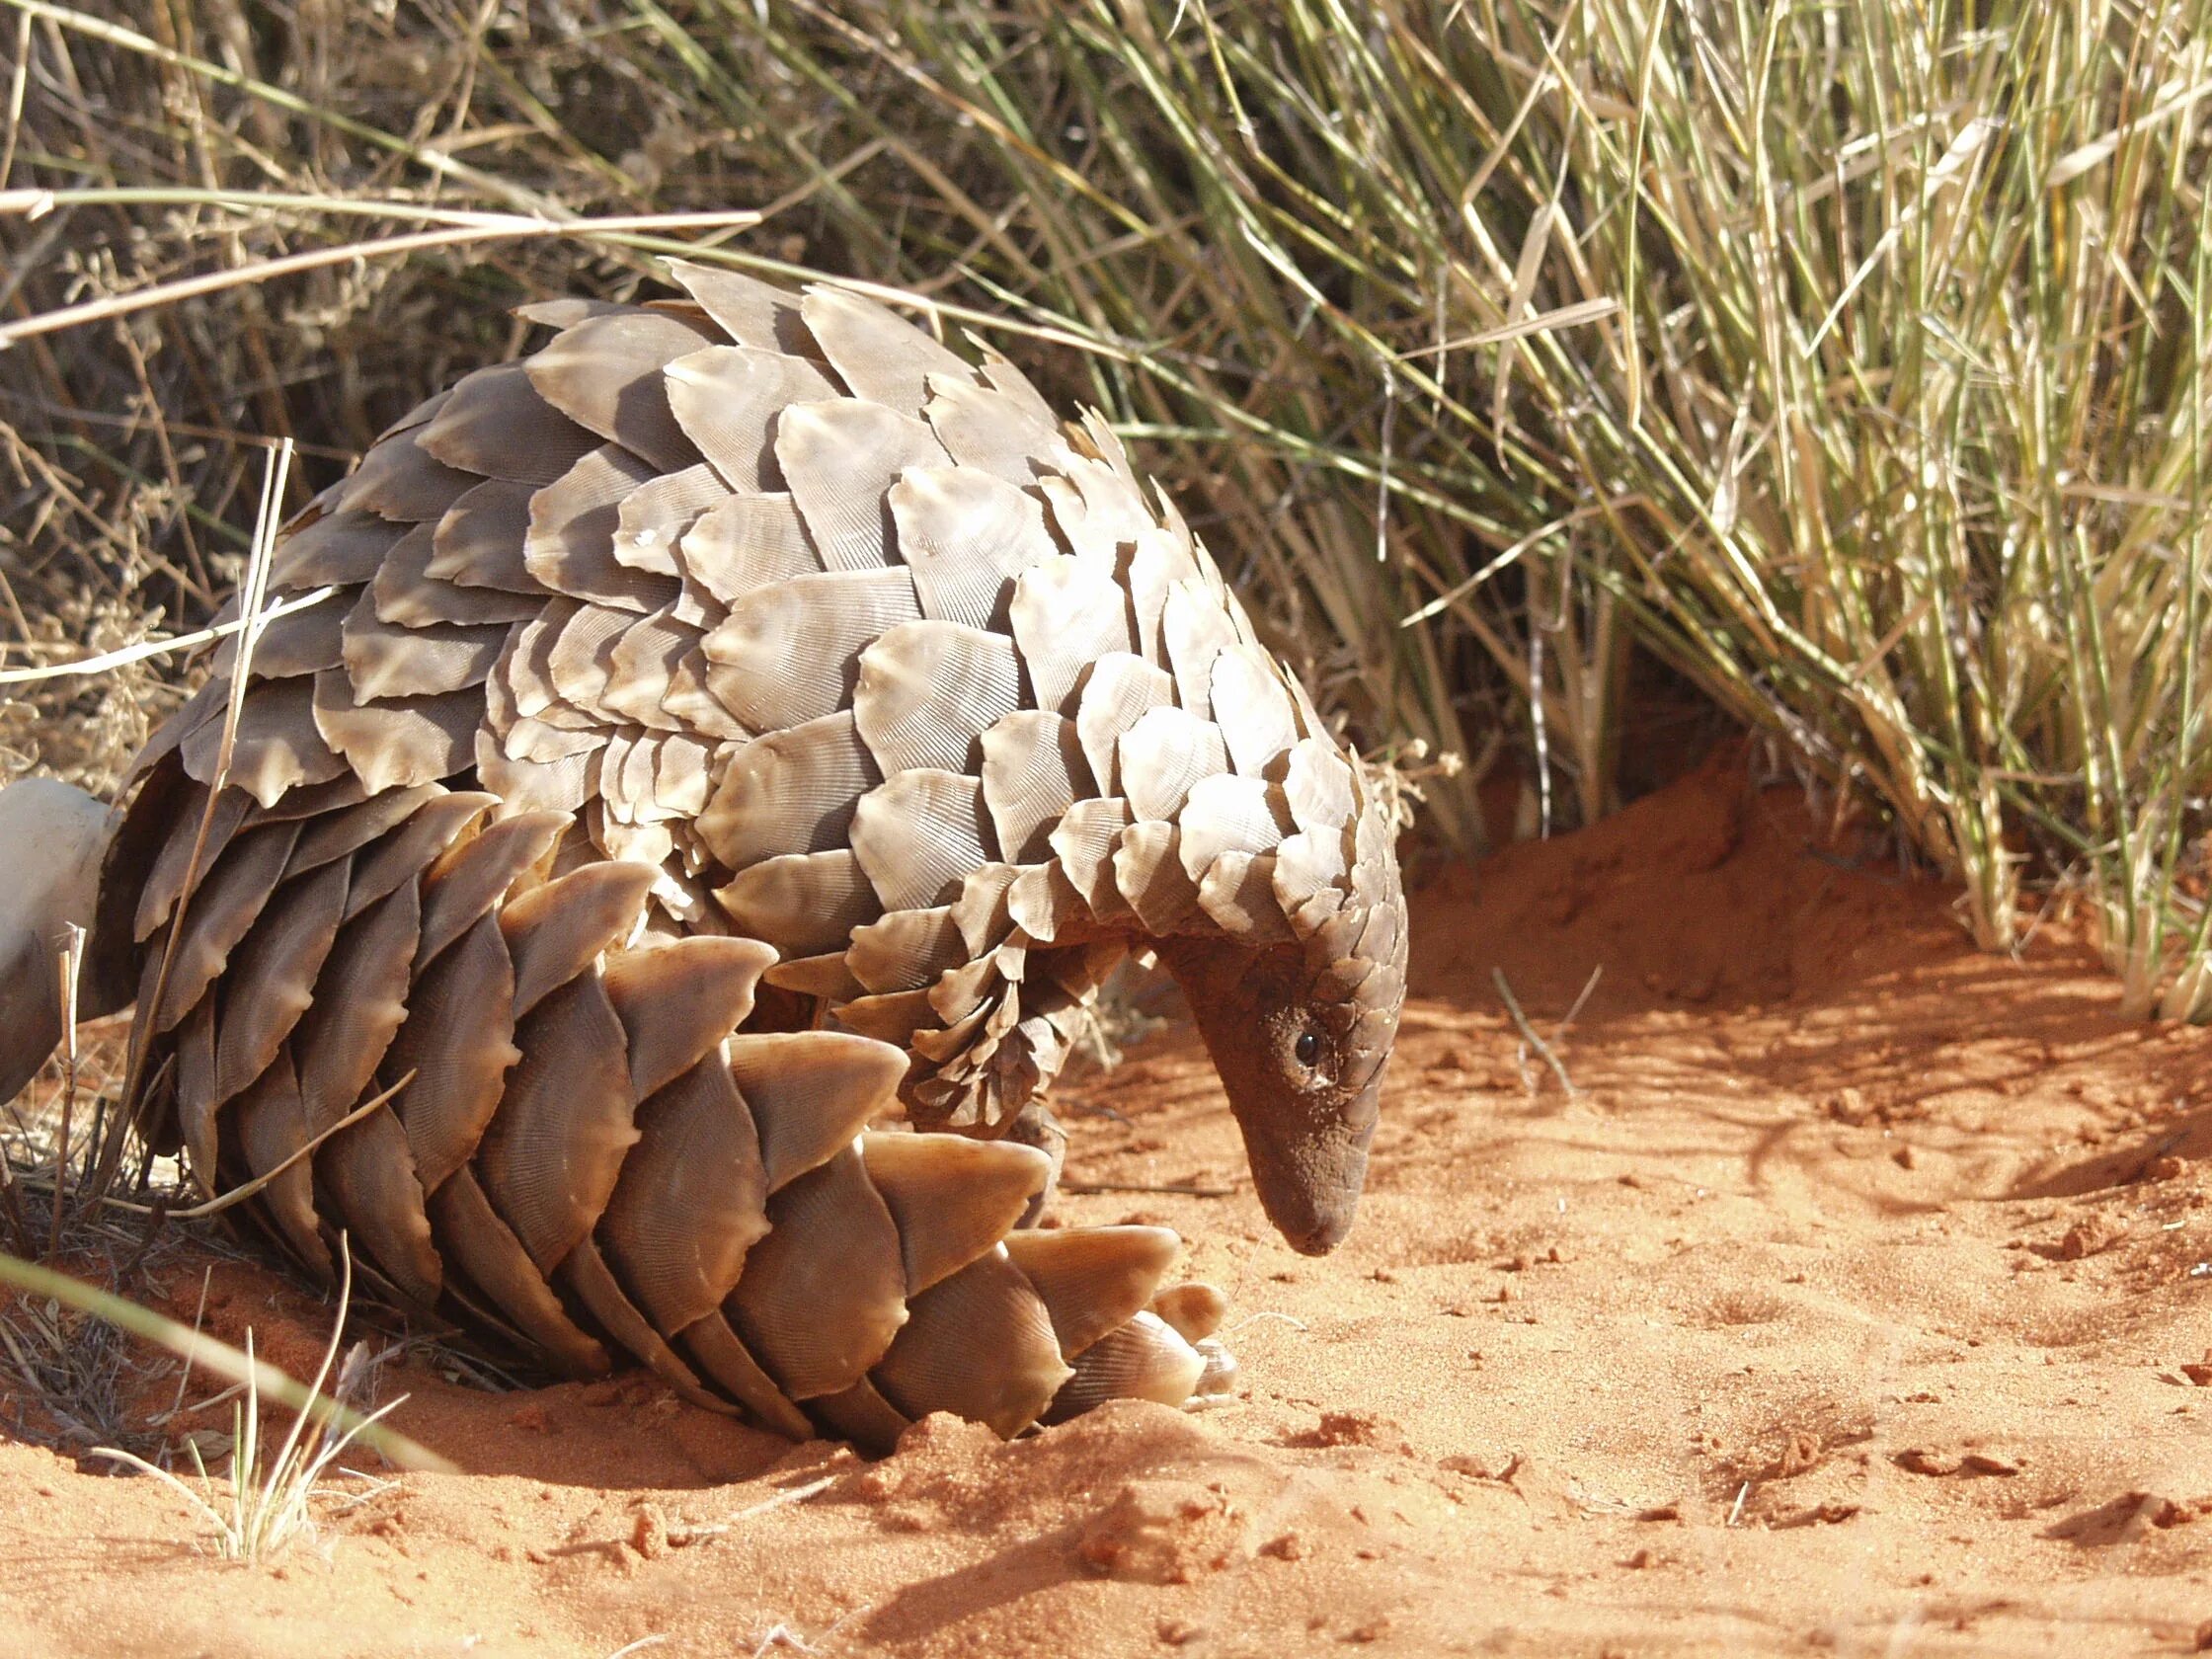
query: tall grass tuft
1435 0 2212 1013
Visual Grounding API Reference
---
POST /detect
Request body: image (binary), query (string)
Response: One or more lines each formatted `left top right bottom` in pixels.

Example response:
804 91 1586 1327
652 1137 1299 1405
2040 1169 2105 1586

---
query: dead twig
22 1074 412 1222
1492 968 1578 1099
0 206 771 350
1553 963 1604 1042
102 436 291 1195
0 586 334 683
46 921 82 1256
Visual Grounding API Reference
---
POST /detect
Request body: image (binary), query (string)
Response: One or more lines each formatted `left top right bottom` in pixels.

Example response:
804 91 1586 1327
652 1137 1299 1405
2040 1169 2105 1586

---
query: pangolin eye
1294 1029 1321 1068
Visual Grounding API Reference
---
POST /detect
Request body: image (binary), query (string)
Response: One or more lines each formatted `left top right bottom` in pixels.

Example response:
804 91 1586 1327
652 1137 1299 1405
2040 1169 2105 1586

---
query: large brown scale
0 263 1408 1449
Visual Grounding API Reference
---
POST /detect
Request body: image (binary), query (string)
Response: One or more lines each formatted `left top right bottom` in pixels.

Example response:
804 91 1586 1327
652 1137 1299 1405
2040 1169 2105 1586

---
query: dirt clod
1298 1412 1408 1451
2056 1216 2129 1260
1077 1480 1247 1584
1896 1450 1956 1476
1773 1431 1825 1478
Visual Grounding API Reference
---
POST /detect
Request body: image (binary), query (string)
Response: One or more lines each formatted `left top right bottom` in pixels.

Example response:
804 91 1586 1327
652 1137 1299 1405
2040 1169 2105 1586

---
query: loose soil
4 756 2207 1657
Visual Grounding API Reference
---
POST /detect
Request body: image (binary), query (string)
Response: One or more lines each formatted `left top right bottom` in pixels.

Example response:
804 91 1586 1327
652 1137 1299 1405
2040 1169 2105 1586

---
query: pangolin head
1159 773 1407 1256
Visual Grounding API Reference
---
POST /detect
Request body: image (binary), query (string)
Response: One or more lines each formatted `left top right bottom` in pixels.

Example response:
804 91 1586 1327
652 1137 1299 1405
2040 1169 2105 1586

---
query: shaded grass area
0 0 2205 1009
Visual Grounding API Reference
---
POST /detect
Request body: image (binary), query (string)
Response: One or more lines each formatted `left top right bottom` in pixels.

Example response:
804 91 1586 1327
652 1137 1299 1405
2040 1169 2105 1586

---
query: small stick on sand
1554 964 1604 1042
672 1475 839 1546
1493 969 1579 1099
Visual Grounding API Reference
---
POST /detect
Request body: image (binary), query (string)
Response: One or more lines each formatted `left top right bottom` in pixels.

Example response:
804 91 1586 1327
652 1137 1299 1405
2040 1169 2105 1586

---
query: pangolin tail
110 762 1215 1447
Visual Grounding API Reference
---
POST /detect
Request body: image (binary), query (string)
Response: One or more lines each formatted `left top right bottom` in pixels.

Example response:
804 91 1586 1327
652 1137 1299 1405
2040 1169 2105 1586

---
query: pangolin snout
1239 1078 1378 1256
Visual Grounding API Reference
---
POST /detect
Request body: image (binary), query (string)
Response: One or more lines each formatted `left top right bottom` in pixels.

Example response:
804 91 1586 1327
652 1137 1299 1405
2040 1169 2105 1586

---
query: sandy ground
3 756 2208 1658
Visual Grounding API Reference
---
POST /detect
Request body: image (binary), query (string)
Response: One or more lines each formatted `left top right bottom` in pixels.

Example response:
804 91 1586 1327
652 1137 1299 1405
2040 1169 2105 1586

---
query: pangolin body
4 264 1408 1447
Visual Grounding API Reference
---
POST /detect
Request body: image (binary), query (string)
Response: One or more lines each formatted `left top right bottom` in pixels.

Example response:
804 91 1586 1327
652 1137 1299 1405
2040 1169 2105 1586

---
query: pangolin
0 264 1408 1447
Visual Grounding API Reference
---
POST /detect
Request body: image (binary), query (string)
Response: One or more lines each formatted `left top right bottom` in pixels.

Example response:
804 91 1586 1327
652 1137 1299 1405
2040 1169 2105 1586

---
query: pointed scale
473 969 640 1275
869 1245 1070 1438
725 1141 908 1400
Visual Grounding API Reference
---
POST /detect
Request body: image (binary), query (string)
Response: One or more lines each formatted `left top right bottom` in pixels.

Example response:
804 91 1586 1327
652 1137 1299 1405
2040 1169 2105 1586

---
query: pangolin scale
0 264 1408 1448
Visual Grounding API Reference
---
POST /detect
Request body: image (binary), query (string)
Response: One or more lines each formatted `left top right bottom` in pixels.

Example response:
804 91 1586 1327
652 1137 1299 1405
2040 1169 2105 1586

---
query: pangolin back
62 263 1408 1446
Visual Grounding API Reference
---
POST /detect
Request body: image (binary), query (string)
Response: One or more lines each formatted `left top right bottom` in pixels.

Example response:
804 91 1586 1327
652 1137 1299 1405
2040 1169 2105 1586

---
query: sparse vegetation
0 1241 451 1560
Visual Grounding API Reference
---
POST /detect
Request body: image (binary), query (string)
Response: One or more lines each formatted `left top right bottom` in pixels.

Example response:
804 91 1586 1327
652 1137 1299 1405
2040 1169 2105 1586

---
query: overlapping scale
702 566 921 731
890 466 1057 629
852 619 1022 776
665 345 836 490
776 400 949 571
800 285 973 417
521 308 715 474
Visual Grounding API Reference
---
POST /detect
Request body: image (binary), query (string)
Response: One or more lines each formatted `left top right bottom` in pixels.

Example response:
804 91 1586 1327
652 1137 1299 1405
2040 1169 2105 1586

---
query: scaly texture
88 264 1407 1446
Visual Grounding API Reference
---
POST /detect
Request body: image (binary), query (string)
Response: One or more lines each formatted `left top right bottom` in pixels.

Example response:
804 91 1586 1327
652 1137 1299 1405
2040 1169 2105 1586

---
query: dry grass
81 1243 420 1563
0 0 2205 1017
0 429 497 1481
0 1237 453 1559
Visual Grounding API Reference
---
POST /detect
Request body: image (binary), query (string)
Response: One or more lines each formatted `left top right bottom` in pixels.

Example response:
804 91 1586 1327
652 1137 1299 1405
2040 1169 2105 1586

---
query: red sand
4 756 2208 1657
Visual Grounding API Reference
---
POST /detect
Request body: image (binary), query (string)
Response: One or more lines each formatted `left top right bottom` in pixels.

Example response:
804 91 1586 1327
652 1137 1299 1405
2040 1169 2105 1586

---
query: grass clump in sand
0 0 2206 1012
0 1240 450 1562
